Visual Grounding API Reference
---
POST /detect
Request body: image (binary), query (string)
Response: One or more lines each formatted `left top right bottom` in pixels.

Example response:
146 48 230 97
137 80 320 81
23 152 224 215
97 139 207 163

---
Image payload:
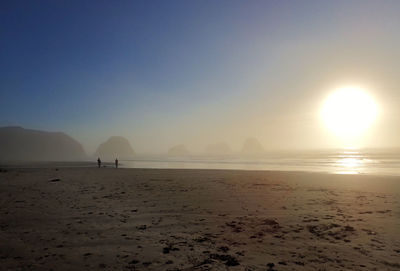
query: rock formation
0 126 86 161
167 145 190 156
94 136 134 160
241 138 264 154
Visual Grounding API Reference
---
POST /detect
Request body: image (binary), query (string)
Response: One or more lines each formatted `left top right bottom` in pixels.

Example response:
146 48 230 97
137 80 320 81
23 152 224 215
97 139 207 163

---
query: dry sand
0 167 399 270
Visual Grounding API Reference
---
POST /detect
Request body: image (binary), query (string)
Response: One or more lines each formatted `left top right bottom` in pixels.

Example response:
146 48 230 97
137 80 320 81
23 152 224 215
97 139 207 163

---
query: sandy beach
0 167 399 270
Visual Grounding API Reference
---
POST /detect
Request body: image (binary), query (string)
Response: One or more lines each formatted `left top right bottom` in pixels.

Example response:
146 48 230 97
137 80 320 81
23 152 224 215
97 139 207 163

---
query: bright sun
321 86 378 139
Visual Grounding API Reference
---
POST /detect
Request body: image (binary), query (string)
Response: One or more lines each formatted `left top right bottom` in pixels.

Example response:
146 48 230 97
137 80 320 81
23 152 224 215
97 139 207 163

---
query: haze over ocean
1 0 400 155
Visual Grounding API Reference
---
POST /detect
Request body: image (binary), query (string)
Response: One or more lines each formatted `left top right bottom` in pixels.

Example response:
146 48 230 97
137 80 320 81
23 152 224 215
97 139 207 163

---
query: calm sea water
120 149 400 176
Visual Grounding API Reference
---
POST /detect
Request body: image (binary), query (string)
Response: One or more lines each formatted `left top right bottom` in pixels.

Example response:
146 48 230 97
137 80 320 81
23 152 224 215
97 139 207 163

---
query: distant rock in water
95 136 134 160
167 145 190 156
241 138 264 154
205 142 232 155
0 126 86 161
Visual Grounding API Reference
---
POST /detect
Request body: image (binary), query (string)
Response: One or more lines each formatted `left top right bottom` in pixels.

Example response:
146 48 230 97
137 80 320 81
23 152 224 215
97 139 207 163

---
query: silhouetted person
97 157 101 168
115 158 118 168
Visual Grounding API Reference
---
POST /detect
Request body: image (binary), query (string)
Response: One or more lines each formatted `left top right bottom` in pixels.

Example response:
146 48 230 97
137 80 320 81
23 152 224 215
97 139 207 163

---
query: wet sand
0 167 399 270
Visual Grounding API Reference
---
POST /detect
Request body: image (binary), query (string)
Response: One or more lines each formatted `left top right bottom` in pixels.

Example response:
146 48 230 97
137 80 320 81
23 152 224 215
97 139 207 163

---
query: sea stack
241 138 264 154
95 136 135 160
167 145 190 156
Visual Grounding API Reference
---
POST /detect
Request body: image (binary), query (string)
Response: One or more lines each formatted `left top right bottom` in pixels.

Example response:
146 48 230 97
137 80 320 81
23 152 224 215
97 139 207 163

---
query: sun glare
321 86 378 139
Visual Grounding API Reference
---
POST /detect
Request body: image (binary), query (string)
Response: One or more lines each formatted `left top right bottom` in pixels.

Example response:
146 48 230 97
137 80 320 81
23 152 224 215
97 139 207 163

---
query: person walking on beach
115 158 119 168
97 157 101 168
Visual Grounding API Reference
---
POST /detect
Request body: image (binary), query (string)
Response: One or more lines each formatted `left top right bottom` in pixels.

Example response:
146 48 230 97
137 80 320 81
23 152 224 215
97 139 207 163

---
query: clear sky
1 0 400 154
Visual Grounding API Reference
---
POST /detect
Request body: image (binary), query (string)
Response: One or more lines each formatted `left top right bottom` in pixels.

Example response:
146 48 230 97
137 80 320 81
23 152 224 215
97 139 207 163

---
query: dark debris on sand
49 178 61 182
209 253 240 266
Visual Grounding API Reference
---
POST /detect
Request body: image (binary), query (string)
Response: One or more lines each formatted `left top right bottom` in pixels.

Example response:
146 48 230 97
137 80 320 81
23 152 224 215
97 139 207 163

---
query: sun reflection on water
335 151 364 174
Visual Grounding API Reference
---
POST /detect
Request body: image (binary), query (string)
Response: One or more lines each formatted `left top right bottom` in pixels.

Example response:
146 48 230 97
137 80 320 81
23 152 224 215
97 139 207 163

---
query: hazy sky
1 0 399 154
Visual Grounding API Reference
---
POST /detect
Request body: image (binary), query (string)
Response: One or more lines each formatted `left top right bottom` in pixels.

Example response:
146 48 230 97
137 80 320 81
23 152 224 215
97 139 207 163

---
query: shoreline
1 161 400 178
2 150 400 177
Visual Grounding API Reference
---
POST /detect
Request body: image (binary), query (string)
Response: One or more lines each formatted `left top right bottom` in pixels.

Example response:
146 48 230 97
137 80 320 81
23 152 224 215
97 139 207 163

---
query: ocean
120 149 400 176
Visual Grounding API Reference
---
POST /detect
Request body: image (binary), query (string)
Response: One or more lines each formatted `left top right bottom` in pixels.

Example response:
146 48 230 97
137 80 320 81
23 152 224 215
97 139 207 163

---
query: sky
1 0 400 154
